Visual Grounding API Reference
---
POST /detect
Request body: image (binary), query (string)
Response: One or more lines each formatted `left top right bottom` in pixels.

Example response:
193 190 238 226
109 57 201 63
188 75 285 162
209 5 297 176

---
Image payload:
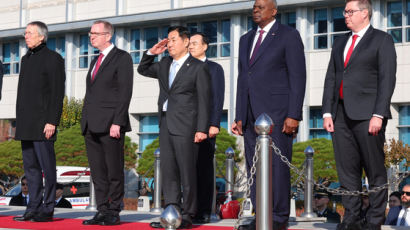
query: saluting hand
149 39 168 55
43 123 56 140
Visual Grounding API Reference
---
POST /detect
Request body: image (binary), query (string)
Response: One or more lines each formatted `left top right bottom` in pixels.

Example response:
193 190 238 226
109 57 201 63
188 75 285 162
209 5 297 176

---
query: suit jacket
316 207 341 223
81 46 133 134
15 43 66 141
9 192 27 206
236 22 306 126
206 59 225 128
0 60 3 101
137 52 211 137
322 26 396 120
55 197 72 208
385 206 402 225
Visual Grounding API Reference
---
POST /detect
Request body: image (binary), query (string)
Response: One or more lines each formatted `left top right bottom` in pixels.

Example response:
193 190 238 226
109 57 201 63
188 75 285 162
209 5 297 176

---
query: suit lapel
162 57 172 91
87 57 98 86
91 47 117 84
169 55 192 90
339 33 350 68
249 21 279 67
246 30 256 66
345 26 374 68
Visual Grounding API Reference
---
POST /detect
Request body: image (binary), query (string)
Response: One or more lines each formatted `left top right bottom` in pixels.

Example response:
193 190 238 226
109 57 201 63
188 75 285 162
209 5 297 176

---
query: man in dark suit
81 20 133 226
14 21 65 222
385 184 410 226
55 183 72 208
189 32 225 223
9 176 29 206
0 60 3 101
138 26 211 229
322 1 396 229
231 0 306 229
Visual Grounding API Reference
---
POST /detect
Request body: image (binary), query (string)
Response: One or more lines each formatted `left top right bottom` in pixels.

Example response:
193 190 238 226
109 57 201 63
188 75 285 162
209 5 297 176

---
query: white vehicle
0 166 90 209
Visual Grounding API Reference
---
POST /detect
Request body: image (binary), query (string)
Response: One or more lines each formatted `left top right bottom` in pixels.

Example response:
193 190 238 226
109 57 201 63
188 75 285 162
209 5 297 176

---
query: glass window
220 19 231 57
139 115 159 152
309 108 331 140
187 23 198 33
47 37 66 58
130 29 141 64
144 27 158 50
286 12 296 28
79 34 98 69
399 106 410 145
2 42 19 75
247 16 257 31
220 112 228 130
387 1 403 43
202 21 218 58
314 8 328 49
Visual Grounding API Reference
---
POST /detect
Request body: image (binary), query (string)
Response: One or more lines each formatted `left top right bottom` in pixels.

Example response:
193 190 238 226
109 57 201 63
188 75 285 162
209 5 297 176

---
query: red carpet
0 215 233 230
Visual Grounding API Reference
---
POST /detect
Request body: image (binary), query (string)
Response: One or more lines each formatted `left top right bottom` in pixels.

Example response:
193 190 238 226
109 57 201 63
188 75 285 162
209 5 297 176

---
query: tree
137 128 241 178
0 124 138 177
291 138 338 184
384 138 410 168
60 97 83 130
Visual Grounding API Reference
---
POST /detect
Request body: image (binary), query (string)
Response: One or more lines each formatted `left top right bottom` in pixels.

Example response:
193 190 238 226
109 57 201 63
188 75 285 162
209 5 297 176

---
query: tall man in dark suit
189 32 225 223
138 26 211 229
14 21 65 223
231 0 306 229
322 1 396 229
81 20 133 226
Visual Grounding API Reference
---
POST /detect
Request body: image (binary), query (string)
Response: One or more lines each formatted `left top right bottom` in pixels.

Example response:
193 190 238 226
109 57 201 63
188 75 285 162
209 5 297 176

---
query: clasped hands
231 118 299 136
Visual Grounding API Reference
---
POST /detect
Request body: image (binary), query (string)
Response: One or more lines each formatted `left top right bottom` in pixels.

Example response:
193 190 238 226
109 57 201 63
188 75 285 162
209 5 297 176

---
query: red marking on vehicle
60 171 91 176
70 186 78 195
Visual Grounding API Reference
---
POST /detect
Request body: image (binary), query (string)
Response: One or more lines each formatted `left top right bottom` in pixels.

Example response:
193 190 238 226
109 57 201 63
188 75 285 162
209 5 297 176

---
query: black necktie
23 196 27 206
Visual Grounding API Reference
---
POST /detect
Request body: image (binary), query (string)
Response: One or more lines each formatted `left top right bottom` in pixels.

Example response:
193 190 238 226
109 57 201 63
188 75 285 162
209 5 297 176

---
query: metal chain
215 161 248 187
234 142 260 230
58 167 90 185
270 142 410 196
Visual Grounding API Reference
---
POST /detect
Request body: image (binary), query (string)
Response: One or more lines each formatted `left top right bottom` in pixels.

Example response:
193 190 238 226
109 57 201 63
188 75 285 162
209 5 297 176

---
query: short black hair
168 26 190 39
190 32 210 46
21 176 26 183
390 191 401 200
56 183 64 190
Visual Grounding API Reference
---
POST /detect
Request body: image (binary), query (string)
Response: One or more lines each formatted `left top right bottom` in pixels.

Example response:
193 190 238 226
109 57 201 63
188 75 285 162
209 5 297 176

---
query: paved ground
0 206 408 230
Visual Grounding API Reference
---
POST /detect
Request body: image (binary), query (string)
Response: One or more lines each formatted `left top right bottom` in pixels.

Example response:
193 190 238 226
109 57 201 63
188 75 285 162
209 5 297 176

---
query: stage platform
0 206 407 230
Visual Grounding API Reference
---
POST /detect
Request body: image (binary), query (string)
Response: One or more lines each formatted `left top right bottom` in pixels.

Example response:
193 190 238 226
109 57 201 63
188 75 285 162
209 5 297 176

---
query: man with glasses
81 20 133 226
10 176 29 206
14 21 65 222
322 0 396 229
385 184 410 226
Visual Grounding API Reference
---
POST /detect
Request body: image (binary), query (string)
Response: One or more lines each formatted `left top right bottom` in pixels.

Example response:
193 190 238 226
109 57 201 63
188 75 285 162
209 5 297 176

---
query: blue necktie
400 209 407 226
169 62 178 88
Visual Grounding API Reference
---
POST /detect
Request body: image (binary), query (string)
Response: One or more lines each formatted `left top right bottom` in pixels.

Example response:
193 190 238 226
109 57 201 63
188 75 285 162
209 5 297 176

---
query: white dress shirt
397 207 410 226
91 43 114 74
250 19 276 59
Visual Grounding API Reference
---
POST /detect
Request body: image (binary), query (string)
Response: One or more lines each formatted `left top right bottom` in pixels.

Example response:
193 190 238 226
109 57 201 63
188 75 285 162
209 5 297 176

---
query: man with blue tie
231 0 306 229
189 32 225 223
385 184 410 227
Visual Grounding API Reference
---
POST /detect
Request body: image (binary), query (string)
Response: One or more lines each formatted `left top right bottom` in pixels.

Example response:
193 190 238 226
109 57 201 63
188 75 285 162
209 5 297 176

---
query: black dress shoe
13 211 37 222
100 214 120 226
82 212 105 225
149 221 162 228
193 213 211 224
238 219 256 230
178 219 193 229
32 212 53 222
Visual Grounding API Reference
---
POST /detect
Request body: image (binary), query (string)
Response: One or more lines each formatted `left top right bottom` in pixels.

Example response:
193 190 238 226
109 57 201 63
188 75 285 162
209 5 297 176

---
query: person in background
189 32 225 224
385 184 410 226
55 183 72 208
388 191 402 208
313 189 341 223
10 176 29 206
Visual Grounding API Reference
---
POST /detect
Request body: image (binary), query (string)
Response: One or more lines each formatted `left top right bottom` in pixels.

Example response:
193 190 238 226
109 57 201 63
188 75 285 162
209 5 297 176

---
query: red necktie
339 34 359 99
92 53 104 81
249 30 265 64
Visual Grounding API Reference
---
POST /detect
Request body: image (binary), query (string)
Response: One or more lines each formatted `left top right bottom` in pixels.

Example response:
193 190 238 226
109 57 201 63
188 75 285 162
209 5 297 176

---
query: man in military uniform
313 190 341 223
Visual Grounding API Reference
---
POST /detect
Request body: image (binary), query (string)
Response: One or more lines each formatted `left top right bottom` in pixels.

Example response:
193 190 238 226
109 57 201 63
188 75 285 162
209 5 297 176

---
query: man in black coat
138 26 211 229
55 183 72 208
189 32 225 223
14 21 65 223
9 176 29 206
81 20 133 226
322 1 396 229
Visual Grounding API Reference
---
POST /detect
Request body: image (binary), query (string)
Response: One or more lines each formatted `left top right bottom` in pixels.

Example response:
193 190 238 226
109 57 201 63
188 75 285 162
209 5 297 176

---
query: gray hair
27 21 48 42
93 20 114 36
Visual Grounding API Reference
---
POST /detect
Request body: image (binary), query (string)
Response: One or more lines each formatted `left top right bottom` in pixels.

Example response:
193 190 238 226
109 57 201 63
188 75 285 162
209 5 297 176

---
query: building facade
0 0 409 152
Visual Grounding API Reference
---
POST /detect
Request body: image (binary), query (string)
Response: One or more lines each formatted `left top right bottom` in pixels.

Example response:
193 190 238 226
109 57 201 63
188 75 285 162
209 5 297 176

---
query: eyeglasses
343 9 363 17
21 183 27 186
401 191 410 196
314 195 327 199
88 32 109 37
22 32 37 37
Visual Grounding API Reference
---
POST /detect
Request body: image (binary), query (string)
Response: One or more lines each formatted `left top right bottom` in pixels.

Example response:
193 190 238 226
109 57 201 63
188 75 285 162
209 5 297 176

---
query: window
187 19 231 58
386 0 410 43
47 37 66 58
2 42 19 75
399 105 410 145
309 108 331 139
220 112 228 130
283 12 296 28
79 34 98 68
314 7 348 49
139 115 159 152
129 26 168 64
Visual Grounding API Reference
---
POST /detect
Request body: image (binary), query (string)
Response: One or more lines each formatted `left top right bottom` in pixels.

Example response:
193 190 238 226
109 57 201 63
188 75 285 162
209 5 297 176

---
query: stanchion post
301 146 317 218
151 148 163 213
160 204 182 230
211 151 217 218
254 113 273 230
225 147 235 193
86 174 97 210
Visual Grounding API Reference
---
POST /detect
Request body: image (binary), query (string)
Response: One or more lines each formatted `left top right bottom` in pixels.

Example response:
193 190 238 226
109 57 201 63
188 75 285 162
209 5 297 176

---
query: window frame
2 41 20 75
385 0 410 43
